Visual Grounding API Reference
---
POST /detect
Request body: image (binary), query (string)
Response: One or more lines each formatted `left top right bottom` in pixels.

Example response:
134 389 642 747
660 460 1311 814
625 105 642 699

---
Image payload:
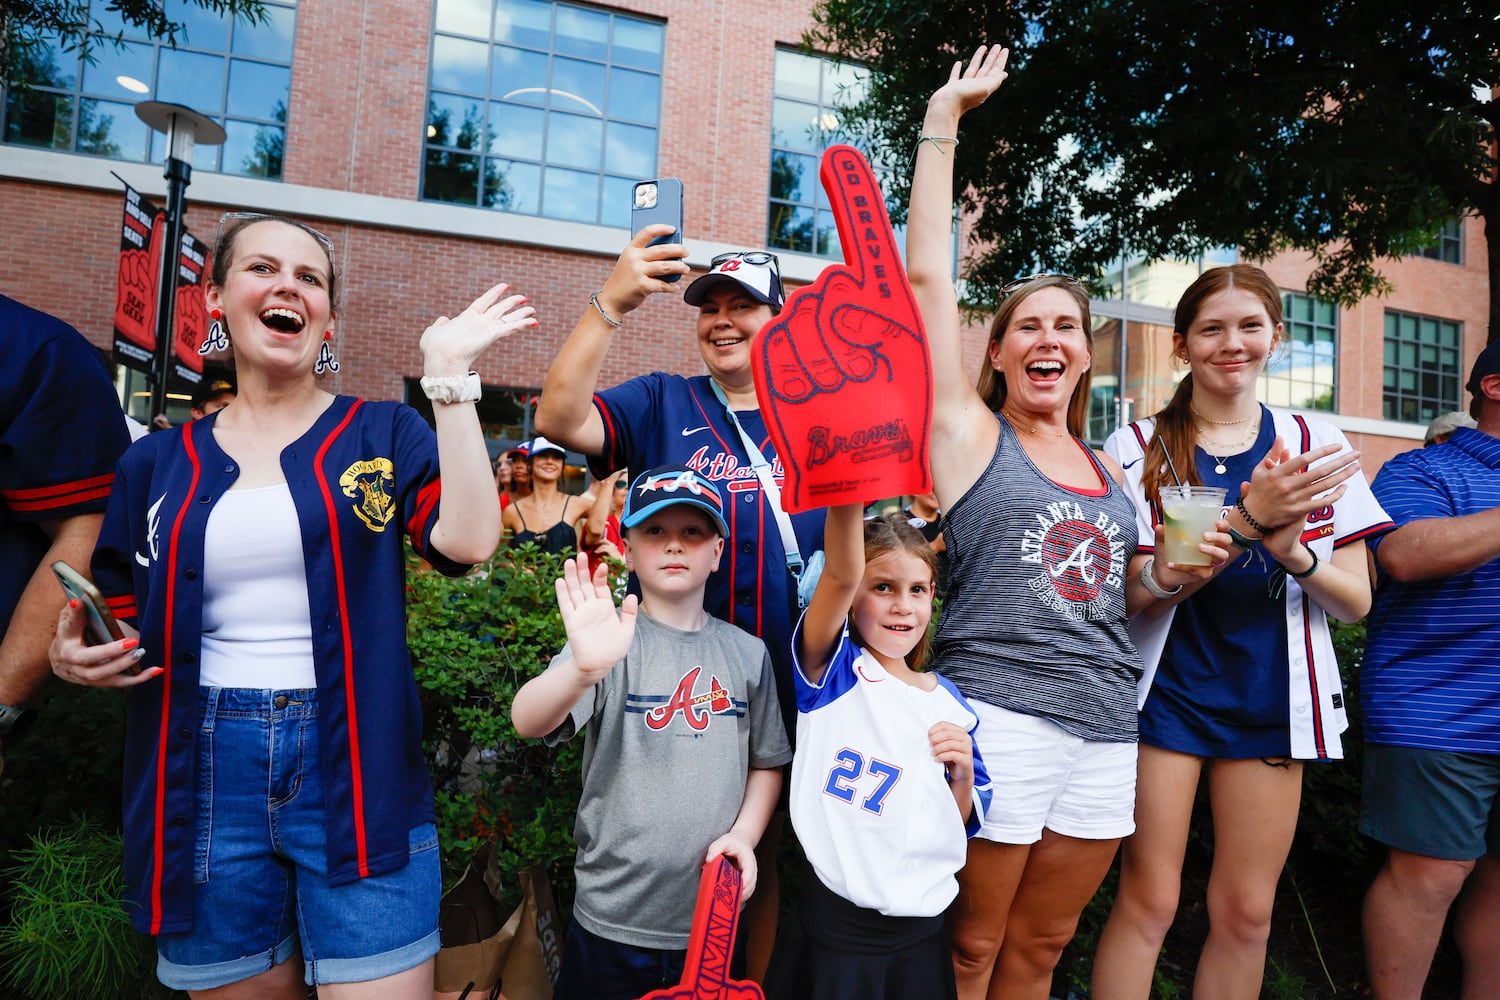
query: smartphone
631 178 684 281
51 561 125 648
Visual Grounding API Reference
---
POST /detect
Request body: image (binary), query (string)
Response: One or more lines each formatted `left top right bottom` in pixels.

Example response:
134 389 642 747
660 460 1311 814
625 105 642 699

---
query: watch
0 702 35 740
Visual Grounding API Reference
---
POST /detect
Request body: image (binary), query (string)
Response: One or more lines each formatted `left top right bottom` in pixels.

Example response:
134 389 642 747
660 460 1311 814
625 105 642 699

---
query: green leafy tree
809 2 1499 337
1 1 267 89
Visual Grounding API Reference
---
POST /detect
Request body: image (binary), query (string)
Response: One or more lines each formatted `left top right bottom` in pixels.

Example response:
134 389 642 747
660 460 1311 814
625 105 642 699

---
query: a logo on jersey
642 666 735 731
339 458 396 532
135 493 166 567
1018 499 1127 621
684 446 785 494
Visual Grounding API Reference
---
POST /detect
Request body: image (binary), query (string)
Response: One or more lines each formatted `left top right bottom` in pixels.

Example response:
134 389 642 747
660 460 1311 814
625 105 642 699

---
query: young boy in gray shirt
512 465 791 999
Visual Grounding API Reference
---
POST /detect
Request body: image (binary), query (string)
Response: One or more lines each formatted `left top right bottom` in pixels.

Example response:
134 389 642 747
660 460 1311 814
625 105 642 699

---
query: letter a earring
314 328 340 377
198 308 229 355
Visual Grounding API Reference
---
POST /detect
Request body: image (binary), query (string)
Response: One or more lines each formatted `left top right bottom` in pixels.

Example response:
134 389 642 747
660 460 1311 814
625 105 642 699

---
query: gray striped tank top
934 416 1141 742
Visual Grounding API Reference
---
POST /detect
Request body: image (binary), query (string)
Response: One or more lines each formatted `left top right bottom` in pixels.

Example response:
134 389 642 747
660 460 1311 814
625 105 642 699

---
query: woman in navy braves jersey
908 46 1190 1000
1093 265 1389 1000
535 231 824 978
50 213 536 999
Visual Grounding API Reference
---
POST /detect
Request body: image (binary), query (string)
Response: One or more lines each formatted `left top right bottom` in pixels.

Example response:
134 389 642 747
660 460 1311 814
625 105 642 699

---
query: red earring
324 330 333 341
210 308 222 320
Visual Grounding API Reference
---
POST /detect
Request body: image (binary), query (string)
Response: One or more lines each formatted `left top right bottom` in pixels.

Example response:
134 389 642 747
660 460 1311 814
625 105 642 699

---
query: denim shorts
156 688 441 990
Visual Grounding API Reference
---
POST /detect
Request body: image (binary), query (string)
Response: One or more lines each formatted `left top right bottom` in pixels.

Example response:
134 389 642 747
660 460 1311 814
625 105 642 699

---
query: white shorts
972 700 1137 843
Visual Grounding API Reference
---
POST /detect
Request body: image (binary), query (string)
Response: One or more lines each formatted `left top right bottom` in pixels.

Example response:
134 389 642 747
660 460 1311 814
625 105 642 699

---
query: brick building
0 0 1488 474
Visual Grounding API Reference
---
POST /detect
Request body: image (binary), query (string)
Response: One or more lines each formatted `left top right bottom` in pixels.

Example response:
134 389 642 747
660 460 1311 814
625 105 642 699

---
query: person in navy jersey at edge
0 294 132 777
49 212 536 999
1359 342 1500 1000
533 229 824 980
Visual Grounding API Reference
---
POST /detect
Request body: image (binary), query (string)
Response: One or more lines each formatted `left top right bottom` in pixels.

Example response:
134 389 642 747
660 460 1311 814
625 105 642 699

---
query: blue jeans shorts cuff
157 932 299 991
308 927 441 986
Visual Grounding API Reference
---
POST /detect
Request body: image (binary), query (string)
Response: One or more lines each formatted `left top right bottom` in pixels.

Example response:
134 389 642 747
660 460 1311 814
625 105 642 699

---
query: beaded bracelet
589 291 622 329
915 134 959 156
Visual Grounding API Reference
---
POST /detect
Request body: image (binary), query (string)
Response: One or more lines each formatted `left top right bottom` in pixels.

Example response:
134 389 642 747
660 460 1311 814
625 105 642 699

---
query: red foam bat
752 144 932 512
637 855 763 1000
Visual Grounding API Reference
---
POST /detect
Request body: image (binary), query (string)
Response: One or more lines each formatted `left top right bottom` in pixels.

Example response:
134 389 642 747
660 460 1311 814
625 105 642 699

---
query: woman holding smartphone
533 229 819 979
49 212 535 999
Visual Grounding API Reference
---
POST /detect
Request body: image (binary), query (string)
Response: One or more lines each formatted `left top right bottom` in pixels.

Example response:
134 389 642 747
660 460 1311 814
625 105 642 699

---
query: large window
2 0 296 178
1263 292 1337 412
1417 219 1463 265
1384 310 1463 423
769 49 870 258
422 0 664 226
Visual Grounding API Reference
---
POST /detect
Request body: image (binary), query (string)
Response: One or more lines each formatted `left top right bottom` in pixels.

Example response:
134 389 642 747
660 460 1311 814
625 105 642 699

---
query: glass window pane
432 34 489 94
769 150 815 202
601 175 634 228
775 49 821 101
226 59 290 119
1383 341 1395 364
773 98 818 152
231 4 295 62
429 92 484 149
496 0 552 48
164 0 229 49
825 61 867 106
77 98 149 158
541 165 599 222
4 90 73 149
488 102 543 157
152 127 221 169
553 5 607 60
545 111 601 169
603 120 654 177
93 7 153 40
1401 342 1417 367
607 68 659 125
13 32 78 88
1316 300 1335 325
611 18 662 71
435 0 492 39
768 202 814 253
156 48 225 111
486 159 540 213
491 46 549 104
425 147 481 204
815 208 841 257
1441 322 1459 347
82 40 155 99
550 57 605 115
221 119 282 177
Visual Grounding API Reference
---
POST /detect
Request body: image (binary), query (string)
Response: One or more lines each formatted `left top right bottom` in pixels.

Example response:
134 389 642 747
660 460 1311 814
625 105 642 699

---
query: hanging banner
112 184 163 373
751 144 933 512
171 231 209 385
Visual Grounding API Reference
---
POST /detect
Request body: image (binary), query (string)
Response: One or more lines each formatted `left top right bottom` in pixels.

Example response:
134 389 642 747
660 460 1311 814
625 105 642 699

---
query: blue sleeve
789 614 860 713
936 674 993 838
589 372 669 479
392 404 471 577
1367 453 1452 559
91 449 148 628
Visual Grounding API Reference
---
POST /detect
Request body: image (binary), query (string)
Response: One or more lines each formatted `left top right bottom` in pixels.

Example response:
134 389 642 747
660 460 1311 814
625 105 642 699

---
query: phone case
631 178 684 281
51 561 125 647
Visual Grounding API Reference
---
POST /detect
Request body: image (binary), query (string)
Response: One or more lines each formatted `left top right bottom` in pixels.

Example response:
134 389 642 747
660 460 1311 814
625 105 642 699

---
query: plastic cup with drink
1158 485 1228 567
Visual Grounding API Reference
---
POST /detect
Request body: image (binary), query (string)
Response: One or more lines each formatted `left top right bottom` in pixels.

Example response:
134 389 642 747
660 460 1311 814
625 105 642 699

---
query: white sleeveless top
199 483 317 689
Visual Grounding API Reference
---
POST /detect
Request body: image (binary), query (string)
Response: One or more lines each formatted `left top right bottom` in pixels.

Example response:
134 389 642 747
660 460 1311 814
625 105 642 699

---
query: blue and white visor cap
621 465 729 537
683 255 784 310
529 435 567 459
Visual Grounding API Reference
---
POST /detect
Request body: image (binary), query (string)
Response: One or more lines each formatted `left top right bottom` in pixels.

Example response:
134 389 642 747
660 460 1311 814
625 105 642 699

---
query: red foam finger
818 144 906 297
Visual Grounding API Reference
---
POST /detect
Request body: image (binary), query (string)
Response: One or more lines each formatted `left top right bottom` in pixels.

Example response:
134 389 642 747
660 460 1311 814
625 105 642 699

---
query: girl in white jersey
763 507 991 1000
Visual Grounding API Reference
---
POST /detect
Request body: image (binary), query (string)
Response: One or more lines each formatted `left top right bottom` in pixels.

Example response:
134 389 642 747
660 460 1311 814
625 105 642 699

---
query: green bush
0 818 164 1000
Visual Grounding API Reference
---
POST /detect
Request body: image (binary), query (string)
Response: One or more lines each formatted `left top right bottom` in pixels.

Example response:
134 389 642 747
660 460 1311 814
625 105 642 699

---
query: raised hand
594 224 690 320
419 282 538 376
752 145 932 512
926 44 1010 118
554 553 638 683
1237 438 1359 560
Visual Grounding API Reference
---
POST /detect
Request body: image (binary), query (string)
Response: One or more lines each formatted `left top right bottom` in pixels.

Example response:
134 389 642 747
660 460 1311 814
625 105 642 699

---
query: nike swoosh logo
1123 458 1142 469
681 425 710 437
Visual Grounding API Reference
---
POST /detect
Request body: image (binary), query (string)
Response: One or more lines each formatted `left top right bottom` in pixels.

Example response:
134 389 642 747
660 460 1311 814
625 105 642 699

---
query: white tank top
199 483 317 689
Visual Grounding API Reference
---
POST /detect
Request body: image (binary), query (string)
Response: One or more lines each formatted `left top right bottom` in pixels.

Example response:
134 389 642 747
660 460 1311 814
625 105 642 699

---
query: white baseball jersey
789 619 992 917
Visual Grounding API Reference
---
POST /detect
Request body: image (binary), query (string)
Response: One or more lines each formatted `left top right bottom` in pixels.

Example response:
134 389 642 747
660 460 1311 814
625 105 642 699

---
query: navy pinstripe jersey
92 396 469 934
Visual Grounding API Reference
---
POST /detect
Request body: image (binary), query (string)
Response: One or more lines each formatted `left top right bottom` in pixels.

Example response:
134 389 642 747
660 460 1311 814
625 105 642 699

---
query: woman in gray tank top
906 45 1224 1000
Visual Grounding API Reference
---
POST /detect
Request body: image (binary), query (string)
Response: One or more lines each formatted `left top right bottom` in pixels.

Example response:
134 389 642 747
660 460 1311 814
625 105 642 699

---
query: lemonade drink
1159 486 1227 567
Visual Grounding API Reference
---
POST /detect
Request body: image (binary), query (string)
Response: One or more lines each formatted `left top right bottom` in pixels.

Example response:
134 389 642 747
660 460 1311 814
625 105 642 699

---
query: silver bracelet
419 371 481 404
1139 556 1184 600
916 134 959 155
589 291 622 329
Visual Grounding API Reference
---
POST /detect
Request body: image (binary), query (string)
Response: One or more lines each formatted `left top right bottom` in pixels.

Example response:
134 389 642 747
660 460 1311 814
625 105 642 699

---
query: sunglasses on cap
709 250 784 302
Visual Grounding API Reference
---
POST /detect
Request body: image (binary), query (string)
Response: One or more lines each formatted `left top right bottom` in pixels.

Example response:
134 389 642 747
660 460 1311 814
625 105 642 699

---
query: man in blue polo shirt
1361 341 1500 1000
0 295 132 774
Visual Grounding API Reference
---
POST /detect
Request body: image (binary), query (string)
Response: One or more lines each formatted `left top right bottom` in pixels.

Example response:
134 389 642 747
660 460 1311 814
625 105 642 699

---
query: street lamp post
134 101 225 422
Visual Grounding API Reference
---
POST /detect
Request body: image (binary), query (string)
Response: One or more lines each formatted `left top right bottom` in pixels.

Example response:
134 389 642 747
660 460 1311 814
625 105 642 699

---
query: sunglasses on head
1000 272 1083 298
215 211 337 273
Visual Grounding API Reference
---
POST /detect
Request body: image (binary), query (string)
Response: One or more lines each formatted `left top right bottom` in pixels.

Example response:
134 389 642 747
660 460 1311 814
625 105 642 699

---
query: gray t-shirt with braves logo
546 611 791 950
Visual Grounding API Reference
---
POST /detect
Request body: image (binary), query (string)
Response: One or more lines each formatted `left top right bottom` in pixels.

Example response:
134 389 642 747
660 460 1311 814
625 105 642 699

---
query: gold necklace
1190 403 1257 426
1197 417 1260 475
1001 408 1071 440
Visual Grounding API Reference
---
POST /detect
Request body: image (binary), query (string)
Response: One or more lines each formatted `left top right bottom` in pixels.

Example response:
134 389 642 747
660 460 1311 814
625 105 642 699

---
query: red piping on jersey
149 424 200 933
408 479 442 540
1301 593 1326 759
313 400 371 876
3 472 115 511
593 393 618 460
106 594 138 619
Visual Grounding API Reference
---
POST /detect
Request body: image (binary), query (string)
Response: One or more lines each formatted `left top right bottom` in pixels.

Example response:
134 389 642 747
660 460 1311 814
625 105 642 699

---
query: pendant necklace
1199 418 1259 475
